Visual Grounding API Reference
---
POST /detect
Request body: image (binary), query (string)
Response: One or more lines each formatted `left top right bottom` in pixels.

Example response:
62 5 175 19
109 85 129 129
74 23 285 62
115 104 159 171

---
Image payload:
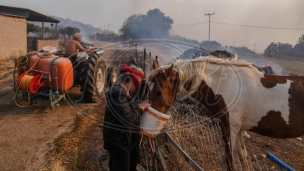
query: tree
264 42 278 56
292 43 304 57
230 46 255 55
59 26 81 39
277 43 292 55
27 22 40 34
200 41 222 50
264 42 292 56
297 35 304 45
289 35 304 57
119 9 173 39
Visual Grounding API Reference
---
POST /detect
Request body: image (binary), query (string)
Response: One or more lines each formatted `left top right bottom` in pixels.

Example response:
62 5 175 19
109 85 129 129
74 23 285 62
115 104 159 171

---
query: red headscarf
120 64 144 90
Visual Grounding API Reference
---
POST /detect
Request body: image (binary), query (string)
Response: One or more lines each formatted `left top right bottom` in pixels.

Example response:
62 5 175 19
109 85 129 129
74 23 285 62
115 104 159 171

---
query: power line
212 21 304 30
110 24 121 27
109 22 209 30
107 20 304 34
172 21 208 27
108 24 122 29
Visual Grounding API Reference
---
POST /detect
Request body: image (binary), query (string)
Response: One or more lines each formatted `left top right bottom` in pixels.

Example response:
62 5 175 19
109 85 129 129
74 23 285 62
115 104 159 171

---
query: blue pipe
266 152 295 171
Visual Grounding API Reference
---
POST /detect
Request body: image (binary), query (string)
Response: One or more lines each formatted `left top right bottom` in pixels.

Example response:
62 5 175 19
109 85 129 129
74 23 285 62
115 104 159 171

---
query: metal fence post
143 48 146 75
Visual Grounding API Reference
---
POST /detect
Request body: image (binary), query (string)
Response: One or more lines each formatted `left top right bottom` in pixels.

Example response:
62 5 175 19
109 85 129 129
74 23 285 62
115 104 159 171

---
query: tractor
11 45 107 108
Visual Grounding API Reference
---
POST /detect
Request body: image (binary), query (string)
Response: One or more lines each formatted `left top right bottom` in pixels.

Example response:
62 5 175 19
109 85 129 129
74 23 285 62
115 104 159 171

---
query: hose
17 52 38 68
17 55 29 69
14 75 33 107
14 53 40 107
19 75 34 91
266 152 295 171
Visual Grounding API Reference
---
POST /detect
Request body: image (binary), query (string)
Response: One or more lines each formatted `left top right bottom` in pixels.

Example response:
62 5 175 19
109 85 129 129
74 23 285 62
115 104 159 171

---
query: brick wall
37 40 59 51
0 14 26 60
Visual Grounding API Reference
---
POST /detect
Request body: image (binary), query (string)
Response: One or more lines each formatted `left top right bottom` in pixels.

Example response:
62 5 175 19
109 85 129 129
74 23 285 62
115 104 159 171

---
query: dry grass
40 113 101 171
272 56 304 75
0 58 14 78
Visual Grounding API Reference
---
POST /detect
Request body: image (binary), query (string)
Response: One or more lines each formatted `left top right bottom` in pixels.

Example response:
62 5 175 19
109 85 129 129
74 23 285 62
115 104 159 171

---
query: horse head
148 64 180 114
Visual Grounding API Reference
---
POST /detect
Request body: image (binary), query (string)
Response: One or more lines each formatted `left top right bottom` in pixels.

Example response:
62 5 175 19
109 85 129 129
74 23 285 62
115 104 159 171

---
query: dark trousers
107 143 140 171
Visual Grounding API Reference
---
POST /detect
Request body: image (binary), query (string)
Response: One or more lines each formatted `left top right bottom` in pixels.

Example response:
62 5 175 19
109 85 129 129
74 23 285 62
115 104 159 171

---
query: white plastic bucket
140 106 171 138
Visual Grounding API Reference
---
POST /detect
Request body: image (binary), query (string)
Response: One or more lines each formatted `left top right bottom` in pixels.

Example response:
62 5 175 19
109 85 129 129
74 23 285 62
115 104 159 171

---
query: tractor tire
106 66 118 87
80 53 106 102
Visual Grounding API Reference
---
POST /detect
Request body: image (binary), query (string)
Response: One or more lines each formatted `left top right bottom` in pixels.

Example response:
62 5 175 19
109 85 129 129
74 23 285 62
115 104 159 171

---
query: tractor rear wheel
80 53 106 102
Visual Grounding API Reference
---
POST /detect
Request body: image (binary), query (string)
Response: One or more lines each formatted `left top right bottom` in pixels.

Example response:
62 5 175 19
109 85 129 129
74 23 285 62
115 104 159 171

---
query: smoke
141 40 285 75
237 54 284 75
2 0 304 53
136 40 196 66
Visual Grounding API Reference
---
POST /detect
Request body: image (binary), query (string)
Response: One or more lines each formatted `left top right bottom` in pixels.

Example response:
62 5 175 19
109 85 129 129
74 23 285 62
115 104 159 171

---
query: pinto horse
147 56 304 171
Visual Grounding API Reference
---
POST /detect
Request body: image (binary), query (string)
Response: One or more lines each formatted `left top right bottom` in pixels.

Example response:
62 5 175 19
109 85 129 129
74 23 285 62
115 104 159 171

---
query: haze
1 0 303 53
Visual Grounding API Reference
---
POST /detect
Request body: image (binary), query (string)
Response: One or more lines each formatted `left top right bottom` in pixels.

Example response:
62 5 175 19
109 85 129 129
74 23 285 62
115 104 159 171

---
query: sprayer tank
27 54 73 93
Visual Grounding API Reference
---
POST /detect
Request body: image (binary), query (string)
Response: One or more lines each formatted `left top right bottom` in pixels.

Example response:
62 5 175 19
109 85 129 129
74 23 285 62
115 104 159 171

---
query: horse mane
188 54 255 68
148 55 259 96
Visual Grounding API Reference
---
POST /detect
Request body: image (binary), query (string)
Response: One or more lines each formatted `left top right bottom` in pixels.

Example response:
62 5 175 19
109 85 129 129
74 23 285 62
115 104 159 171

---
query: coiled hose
14 53 40 107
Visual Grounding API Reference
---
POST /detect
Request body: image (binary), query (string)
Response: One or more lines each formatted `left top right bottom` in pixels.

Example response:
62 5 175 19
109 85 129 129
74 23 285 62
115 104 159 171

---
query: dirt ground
0 42 304 171
0 42 115 171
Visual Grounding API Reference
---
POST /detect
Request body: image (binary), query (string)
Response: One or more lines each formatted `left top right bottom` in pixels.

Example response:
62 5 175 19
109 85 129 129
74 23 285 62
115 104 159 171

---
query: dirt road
0 74 77 170
0 42 117 171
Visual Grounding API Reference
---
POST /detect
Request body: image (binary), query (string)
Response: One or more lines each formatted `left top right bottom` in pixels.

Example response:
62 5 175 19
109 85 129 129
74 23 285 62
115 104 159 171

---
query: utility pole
253 44 257 51
205 13 215 41
103 25 106 39
253 44 257 56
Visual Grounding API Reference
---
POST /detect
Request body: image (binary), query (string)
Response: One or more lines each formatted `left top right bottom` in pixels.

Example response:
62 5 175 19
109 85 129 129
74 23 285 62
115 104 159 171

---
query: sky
1 0 304 53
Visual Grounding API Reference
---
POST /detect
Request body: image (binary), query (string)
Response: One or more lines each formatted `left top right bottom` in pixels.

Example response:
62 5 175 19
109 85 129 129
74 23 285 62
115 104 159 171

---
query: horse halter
148 68 180 111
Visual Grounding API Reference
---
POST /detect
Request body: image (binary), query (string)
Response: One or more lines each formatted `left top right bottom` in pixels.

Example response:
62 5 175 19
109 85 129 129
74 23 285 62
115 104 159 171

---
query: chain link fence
140 94 273 171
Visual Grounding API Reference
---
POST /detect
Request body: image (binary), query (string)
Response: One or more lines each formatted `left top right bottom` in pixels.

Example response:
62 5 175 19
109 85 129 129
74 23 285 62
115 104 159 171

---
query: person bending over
103 64 150 171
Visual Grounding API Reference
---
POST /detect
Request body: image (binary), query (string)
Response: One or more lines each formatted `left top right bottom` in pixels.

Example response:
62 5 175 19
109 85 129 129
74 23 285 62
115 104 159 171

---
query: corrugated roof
0 5 60 23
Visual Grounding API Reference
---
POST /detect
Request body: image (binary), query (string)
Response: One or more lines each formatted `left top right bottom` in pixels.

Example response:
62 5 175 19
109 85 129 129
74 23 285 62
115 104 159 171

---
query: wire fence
140 94 274 171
